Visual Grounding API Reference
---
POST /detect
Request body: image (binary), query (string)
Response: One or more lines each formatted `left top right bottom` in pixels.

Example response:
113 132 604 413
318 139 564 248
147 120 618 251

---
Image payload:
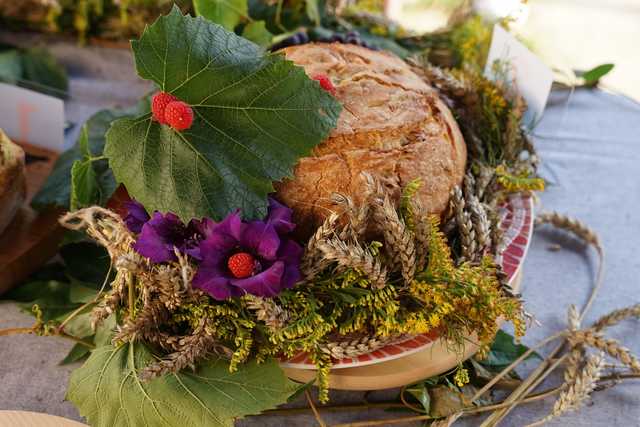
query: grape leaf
60 343 91 365
480 330 540 369
70 127 98 210
105 6 341 221
194 0 248 31
33 101 149 210
67 343 299 427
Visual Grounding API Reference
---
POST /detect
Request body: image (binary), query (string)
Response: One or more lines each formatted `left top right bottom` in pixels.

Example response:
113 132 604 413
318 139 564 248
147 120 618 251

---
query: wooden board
0 411 87 427
0 143 63 295
283 270 523 390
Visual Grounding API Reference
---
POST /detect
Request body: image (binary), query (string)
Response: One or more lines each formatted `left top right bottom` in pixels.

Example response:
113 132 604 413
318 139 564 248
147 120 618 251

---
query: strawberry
227 252 256 279
312 74 336 95
151 91 178 124
164 101 194 131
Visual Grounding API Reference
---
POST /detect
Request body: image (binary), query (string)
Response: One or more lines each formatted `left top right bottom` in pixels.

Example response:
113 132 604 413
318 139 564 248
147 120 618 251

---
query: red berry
164 101 194 131
227 252 256 279
312 74 336 95
151 92 178 124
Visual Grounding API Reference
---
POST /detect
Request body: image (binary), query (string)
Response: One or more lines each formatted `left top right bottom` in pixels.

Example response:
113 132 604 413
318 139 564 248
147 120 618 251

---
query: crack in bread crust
275 43 466 237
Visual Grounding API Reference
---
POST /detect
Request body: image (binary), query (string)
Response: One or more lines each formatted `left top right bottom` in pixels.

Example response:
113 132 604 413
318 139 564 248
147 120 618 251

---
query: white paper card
484 25 553 126
0 82 65 152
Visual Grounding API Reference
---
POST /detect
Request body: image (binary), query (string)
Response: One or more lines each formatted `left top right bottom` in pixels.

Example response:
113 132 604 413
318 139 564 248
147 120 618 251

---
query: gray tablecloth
1 41 640 426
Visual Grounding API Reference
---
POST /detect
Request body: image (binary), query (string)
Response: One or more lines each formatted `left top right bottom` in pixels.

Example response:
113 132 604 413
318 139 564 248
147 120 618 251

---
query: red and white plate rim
280 193 534 370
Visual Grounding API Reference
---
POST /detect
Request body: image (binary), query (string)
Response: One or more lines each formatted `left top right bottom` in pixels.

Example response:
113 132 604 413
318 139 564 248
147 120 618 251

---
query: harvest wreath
4 6 552 426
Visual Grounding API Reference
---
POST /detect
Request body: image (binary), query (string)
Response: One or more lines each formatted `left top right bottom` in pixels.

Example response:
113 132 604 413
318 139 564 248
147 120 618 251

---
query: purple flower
132 211 214 263
124 200 150 234
192 198 302 300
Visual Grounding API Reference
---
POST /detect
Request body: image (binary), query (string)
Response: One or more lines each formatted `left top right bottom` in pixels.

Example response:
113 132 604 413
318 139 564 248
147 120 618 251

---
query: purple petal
267 198 296 234
132 212 186 263
198 227 238 258
192 268 242 300
278 239 303 289
124 200 150 234
241 222 280 261
214 210 245 241
230 261 285 297
282 263 302 289
134 222 177 263
188 217 216 238
277 238 303 263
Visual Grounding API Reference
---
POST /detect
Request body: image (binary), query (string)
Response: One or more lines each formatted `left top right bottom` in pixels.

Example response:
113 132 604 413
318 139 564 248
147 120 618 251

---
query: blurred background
1 0 638 99
391 0 640 100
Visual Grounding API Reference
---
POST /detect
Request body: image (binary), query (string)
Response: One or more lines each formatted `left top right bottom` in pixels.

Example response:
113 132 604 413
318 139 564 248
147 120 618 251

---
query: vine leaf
105 6 341 221
67 343 299 427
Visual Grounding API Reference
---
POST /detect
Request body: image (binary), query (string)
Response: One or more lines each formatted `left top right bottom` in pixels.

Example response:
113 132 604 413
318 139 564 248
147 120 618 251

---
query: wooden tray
283 270 523 390
0 143 63 295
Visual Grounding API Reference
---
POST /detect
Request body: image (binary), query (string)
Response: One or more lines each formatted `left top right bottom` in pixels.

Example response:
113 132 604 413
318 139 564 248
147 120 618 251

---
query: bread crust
0 129 27 235
275 43 466 236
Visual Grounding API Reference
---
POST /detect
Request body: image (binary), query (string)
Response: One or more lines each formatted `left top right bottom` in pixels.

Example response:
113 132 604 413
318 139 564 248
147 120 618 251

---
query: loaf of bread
275 43 467 237
0 129 26 235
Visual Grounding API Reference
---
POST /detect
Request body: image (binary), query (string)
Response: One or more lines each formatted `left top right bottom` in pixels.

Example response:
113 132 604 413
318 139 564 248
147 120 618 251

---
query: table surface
1 39 640 427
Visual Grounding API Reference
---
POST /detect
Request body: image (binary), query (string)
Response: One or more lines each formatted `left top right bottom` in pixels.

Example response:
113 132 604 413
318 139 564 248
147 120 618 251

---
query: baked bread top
275 43 467 237
0 129 26 235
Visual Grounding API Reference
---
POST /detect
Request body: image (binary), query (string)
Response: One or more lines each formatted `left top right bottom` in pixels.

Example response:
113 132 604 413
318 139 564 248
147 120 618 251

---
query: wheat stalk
451 186 477 262
371 194 416 285
592 303 640 331
244 295 290 331
316 237 388 289
301 212 340 280
321 334 406 359
535 211 601 252
570 329 640 372
527 353 604 427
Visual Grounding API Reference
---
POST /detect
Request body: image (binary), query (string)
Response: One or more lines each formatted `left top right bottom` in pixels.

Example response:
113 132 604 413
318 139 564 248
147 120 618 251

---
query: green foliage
67 343 299 427
2 240 112 363
193 0 249 31
242 21 274 46
495 165 545 192
0 50 23 84
20 48 69 98
580 63 615 87
60 343 92 365
70 127 99 211
106 6 341 221
305 0 321 26
449 15 493 72
479 329 540 370
32 100 148 210
0 47 68 98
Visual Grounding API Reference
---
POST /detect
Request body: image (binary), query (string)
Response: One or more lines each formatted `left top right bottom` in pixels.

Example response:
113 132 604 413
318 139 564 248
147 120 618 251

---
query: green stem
0 326 95 349
128 273 136 318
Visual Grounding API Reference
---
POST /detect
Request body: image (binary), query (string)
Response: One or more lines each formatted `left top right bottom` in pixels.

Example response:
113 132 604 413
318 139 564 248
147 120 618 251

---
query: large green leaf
194 0 249 30
480 330 540 369
105 6 341 221
70 157 99 211
32 101 148 210
67 343 299 427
